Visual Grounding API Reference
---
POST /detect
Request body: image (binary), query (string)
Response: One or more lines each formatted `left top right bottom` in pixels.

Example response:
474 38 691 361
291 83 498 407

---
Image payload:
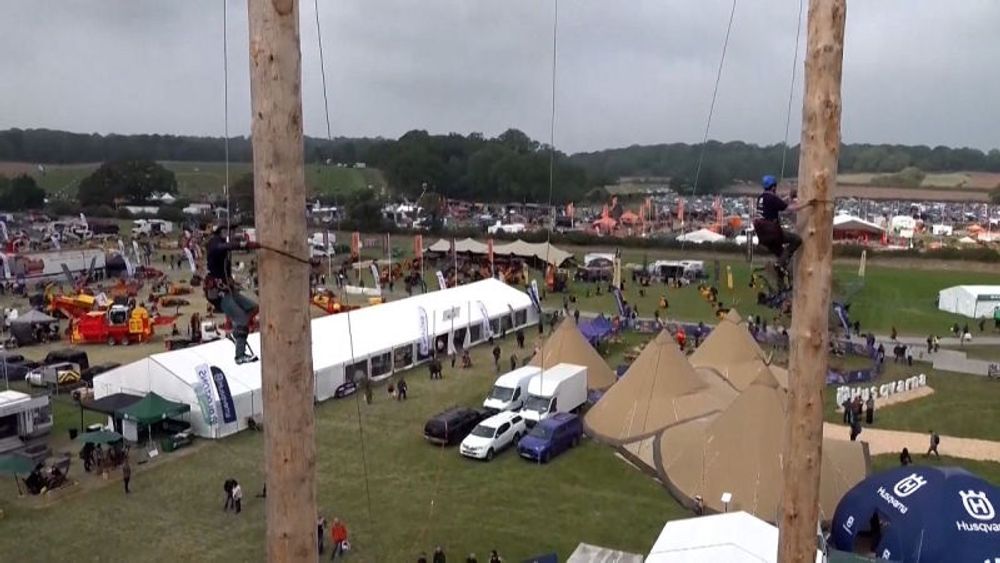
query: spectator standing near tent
433 546 447 563
899 448 913 466
417 554 428 563
509 353 517 372
849 418 862 441
489 551 502 563
516 328 525 349
492 344 501 372
122 457 131 494
465 554 478 563
927 430 941 457
926 335 933 354
890 326 897 341
397 376 408 401
329 518 348 560
573 309 580 324
865 396 875 425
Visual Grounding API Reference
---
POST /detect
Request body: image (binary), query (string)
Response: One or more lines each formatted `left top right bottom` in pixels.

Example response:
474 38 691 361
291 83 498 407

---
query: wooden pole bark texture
247 0 317 560
779 0 846 561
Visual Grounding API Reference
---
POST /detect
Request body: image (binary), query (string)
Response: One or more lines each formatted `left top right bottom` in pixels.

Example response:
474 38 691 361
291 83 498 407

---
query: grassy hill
0 161 386 199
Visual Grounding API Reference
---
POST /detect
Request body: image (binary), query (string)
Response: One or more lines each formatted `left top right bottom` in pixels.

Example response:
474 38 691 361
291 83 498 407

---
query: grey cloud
1 0 997 153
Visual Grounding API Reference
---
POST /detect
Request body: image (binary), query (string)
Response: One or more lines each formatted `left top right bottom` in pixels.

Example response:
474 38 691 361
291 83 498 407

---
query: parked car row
423 363 589 464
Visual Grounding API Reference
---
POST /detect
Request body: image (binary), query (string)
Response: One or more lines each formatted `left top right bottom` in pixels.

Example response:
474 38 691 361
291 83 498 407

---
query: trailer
0 249 106 281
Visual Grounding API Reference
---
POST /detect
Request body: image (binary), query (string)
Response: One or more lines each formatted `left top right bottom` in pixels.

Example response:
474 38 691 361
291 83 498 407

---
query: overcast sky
2 0 998 154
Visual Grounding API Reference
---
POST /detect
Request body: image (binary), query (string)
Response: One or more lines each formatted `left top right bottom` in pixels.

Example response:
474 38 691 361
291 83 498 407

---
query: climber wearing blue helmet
753 174 803 281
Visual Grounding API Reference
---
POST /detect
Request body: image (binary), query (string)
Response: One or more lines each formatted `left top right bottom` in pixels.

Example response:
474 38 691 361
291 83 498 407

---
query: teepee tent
689 310 788 390
530 318 616 390
585 331 734 444
656 368 868 523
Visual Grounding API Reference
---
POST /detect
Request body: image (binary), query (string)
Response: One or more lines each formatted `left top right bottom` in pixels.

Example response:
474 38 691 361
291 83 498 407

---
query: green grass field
820 361 1000 442
1 161 385 200
0 333 682 562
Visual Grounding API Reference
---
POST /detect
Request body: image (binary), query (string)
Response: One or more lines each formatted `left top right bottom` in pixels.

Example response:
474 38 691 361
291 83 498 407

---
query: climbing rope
222 0 232 237
311 0 377 551
779 0 806 182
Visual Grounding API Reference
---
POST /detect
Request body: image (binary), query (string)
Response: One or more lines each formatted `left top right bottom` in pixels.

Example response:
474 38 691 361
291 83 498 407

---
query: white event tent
938 285 1000 319
677 228 726 244
93 278 537 439
647 511 823 563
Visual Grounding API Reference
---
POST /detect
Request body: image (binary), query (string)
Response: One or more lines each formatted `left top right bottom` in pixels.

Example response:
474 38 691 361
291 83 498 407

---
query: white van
521 363 588 426
483 366 541 413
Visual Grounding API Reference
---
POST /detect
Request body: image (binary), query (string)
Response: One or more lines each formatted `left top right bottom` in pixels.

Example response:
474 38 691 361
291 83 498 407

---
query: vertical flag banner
194 363 219 426
859 250 867 278
612 287 626 317
350 231 360 259
528 280 542 313
413 234 424 259
370 263 382 293
477 301 492 338
417 306 431 356
436 270 447 290
210 366 237 424
677 198 685 224
0 221 9 242
183 247 197 273
487 238 495 276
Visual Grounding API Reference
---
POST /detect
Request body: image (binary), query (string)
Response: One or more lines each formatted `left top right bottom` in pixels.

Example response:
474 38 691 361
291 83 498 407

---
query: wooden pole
778 0 845 561
247 0 317 560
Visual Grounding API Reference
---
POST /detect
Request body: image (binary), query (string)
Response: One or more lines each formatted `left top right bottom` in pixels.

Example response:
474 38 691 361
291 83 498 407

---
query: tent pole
247 0 317 560
778 1 846 562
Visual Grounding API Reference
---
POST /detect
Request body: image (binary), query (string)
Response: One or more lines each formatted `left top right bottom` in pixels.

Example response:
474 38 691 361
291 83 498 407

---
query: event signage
612 287 625 317
528 280 542 313
194 363 219 426
477 301 492 338
835 374 927 407
210 366 237 424
0 221 8 242
370 263 381 293
436 270 447 291
183 247 197 273
417 306 430 356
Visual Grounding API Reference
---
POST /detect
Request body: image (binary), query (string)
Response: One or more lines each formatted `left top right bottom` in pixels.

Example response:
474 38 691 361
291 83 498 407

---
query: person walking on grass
397 376 408 401
492 344 501 373
433 546 447 563
509 352 518 372
317 515 327 555
122 458 132 494
223 478 235 511
927 430 941 458
329 518 348 560
231 481 243 513
865 395 875 425
489 550 502 563
516 328 525 349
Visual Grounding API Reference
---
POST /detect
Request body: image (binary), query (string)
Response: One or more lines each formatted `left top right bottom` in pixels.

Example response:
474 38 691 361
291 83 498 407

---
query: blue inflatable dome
830 465 1000 562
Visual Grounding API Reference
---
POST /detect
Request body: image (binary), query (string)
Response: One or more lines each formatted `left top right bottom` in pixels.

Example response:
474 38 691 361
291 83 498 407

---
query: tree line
3 128 1000 199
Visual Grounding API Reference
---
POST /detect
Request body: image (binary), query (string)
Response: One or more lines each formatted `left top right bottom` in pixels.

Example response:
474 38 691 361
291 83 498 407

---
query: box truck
521 363 587 426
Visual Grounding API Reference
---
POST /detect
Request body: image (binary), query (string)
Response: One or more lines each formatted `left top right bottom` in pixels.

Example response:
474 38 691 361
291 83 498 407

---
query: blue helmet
762 175 778 190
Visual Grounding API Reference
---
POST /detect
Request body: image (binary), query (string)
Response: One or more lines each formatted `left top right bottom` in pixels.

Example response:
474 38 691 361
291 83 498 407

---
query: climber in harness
752 175 803 289
205 224 260 364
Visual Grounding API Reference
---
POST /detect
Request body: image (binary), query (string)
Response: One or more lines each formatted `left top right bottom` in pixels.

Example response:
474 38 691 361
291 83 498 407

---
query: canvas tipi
530 317 616 390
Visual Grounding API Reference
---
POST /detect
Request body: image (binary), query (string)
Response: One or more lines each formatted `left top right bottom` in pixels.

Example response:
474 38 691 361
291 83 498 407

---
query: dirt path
823 423 1000 462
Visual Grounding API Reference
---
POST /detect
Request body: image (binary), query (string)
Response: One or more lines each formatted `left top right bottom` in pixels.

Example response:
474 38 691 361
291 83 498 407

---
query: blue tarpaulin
578 315 613 345
830 465 1000 562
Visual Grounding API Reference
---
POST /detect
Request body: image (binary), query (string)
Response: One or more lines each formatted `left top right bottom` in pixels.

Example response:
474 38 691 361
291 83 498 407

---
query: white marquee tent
938 285 1000 319
677 228 726 244
93 278 537 439
647 511 822 563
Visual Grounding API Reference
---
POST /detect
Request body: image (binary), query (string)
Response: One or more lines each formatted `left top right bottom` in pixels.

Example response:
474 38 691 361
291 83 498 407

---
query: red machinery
71 305 154 346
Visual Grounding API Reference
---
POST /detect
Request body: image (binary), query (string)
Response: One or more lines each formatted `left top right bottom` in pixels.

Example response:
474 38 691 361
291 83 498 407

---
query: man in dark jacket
751 175 803 287
205 225 260 364
433 546 446 563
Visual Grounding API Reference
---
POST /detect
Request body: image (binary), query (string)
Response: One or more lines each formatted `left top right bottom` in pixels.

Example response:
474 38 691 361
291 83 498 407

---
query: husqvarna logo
893 474 928 498
961 490 996 521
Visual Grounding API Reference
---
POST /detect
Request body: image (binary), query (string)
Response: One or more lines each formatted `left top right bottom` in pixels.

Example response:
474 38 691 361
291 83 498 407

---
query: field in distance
0 161 386 199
